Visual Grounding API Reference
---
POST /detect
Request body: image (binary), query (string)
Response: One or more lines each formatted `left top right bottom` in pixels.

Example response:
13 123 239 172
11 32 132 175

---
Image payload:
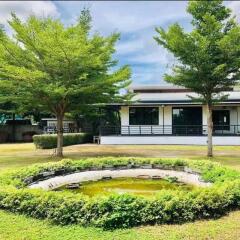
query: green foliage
0 157 240 229
0 9 132 155
32 133 92 149
0 80 19 114
155 0 240 100
0 11 132 113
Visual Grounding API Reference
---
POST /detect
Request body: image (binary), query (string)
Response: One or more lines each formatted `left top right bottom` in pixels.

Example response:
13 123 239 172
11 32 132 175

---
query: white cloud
128 47 174 65
0 1 188 85
228 1 240 22
116 38 145 55
56 1 189 34
116 27 176 68
0 1 59 25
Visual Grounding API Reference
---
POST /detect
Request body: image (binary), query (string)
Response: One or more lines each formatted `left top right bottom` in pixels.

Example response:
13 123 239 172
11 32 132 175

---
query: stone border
29 168 211 191
24 164 201 185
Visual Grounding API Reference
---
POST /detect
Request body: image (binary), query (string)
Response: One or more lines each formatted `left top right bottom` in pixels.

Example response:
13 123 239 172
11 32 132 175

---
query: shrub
33 133 92 149
0 157 240 229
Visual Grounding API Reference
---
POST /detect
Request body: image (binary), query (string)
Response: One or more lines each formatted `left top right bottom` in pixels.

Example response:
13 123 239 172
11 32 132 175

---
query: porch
100 124 240 136
100 104 240 145
100 135 240 145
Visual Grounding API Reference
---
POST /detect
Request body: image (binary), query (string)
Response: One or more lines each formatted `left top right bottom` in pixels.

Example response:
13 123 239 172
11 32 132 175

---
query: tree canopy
0 9 132 156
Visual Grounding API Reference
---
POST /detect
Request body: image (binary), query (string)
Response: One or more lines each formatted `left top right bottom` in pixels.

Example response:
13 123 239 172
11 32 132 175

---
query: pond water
56 178 195 197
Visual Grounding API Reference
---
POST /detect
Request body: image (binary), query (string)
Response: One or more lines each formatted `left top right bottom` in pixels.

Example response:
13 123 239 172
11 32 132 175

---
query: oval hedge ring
0 157 240 229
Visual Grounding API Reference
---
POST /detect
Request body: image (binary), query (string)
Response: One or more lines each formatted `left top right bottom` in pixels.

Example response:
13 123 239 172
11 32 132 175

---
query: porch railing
43 126 78 134
100 125 240 136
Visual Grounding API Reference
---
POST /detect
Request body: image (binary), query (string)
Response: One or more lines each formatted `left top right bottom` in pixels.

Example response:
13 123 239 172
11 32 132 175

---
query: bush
0 157 240 229
33 133 92 149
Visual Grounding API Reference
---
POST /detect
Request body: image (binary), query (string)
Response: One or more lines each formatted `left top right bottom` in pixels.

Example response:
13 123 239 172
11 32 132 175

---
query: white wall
163 106 172 134
159 106 163 125
202 106 208 134
101 136 240 145
120 106 129 125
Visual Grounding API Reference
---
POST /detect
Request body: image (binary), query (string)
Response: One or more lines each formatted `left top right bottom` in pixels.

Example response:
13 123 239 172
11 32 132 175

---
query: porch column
120 106 129 125
120 106 129 135
237 106 240 133
164 106 172 134
202 105 207 135
161 105 165 134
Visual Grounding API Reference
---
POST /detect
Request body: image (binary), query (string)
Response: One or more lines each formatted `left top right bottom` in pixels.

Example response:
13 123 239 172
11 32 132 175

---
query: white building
100 85 240 145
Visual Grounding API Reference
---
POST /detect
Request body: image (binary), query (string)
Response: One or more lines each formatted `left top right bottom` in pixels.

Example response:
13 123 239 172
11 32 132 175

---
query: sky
0 1 239 85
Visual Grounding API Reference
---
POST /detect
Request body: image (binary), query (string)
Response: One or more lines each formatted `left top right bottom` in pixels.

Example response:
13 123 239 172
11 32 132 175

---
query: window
172 107 202 135
213 110 230 130
172 107 202 125
129 107 159 125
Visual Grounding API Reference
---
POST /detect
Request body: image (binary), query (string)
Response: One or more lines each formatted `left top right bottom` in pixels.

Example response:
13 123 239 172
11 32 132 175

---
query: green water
57 178 195 197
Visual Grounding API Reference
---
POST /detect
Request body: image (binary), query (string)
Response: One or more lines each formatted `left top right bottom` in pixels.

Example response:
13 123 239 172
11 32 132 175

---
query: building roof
129 84 187 90
106 84 240 106
100 84 240 106
129 84 192 93
131 91 240 105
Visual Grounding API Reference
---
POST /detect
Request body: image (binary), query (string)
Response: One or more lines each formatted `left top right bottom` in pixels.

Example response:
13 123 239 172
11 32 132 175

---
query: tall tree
0 9 131 157
154 0 240 157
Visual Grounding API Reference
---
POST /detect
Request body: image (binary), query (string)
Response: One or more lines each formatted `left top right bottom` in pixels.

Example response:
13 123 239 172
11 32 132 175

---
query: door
213 110 230 131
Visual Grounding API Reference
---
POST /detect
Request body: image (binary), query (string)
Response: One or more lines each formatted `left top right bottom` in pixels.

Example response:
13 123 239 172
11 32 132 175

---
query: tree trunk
206 103 213 157
56 114 64 157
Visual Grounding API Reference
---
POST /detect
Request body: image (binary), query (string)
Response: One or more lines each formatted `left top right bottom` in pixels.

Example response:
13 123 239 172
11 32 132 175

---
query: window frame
129 107 159 125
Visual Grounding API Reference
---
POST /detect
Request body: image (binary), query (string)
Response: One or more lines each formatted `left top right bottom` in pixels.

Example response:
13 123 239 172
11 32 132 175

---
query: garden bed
0 157 240 229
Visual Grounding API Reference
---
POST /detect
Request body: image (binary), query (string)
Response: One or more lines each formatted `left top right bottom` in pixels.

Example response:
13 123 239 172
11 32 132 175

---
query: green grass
0 143 240 239
0 210 240 240
1 143 240 170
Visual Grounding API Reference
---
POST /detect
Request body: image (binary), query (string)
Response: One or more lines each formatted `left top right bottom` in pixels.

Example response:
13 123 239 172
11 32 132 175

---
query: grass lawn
0 210 240 240
0 143 240 239
1 143 240 170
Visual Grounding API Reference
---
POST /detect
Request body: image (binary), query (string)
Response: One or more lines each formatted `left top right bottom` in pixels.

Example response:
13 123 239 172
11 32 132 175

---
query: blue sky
0 1 239 85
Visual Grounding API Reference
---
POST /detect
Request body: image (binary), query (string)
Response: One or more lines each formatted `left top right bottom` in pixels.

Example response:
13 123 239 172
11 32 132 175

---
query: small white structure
100 85 240 145
41 118 76 133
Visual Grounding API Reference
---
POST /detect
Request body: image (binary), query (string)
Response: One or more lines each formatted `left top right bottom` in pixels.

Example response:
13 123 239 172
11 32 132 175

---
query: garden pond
55 177 195 197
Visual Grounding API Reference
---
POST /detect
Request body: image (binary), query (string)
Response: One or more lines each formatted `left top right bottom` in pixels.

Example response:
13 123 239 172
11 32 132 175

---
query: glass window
172 107 202 125
172 107 202 135
129 107 159 125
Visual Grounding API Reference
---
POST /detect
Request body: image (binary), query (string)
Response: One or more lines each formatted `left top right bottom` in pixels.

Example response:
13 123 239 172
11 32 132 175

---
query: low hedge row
33 133 92 149
0 157 240 229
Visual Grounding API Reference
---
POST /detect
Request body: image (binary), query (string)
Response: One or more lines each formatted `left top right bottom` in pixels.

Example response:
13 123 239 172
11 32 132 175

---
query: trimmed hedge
0 157 240 229
33 133 92 149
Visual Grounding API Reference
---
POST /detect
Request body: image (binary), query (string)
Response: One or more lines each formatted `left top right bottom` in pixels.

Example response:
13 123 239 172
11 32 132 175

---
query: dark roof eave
104 99 240 106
